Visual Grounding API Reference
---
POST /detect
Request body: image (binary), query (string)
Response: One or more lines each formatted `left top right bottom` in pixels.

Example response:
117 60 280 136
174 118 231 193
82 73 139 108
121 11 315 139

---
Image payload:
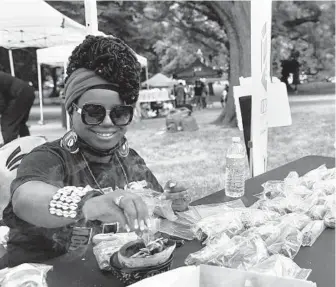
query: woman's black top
2 139 163 267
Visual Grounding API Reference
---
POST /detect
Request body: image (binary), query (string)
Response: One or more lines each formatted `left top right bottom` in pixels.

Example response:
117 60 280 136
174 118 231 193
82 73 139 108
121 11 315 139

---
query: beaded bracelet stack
49 185 94 219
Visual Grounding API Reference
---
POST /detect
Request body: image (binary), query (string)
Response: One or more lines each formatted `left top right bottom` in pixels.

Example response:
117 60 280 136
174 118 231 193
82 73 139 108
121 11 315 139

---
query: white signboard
251 0 273 176
234 78 292 131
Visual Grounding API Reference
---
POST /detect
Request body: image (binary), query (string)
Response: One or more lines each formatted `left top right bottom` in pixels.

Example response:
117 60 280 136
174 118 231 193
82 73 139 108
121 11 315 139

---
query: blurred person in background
0 72 35 145
175 82 186 107
193 79 205 110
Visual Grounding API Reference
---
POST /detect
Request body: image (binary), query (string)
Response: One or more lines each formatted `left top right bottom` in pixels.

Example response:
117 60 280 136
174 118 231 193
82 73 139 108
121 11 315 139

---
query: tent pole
8 49 15 77
145 66 149 90
84 0 98 35
37 62 44 125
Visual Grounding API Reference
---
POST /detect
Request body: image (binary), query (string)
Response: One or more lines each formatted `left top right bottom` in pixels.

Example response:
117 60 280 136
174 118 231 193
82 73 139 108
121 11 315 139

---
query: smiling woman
0 35 191 269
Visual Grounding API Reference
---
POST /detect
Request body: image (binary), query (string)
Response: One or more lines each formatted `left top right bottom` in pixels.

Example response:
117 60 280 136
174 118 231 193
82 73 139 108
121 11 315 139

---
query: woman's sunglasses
72 103 133 126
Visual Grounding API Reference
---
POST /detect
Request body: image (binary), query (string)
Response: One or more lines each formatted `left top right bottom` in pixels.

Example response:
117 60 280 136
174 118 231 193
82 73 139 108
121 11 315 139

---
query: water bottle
225 137 246 198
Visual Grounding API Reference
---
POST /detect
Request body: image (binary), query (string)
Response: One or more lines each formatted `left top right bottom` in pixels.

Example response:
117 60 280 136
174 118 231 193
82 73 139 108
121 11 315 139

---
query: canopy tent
36 43 147 68
141 73 177 88
0 0 95 50
175 58 223 83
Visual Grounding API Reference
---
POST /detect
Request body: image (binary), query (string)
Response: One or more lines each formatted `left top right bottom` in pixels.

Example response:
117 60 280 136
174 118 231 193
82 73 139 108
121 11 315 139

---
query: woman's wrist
48 186 101 220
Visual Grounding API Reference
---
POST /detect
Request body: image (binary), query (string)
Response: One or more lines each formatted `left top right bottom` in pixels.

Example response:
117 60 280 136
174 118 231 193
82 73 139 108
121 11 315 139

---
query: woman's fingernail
145 218 152 229
140 220 146 231
125 224 130 233
169 182 176 188
134 219 139 229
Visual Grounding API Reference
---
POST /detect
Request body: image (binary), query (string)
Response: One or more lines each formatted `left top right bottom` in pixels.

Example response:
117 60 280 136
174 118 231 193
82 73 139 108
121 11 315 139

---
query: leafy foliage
0 1 333 89
272 1 335 80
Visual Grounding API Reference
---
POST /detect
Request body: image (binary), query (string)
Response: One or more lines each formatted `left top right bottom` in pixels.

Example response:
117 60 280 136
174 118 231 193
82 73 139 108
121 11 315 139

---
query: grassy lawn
127 97 335 201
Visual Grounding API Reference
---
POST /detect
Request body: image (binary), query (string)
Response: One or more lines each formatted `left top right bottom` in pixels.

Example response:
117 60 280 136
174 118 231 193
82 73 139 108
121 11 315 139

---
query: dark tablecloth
46 155 335 287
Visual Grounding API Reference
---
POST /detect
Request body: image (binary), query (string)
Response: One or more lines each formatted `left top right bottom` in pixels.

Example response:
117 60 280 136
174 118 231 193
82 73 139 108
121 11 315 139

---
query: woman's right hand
82 190 150 232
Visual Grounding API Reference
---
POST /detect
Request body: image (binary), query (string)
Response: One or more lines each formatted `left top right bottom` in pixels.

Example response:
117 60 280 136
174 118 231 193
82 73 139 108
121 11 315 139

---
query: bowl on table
109 238 176 285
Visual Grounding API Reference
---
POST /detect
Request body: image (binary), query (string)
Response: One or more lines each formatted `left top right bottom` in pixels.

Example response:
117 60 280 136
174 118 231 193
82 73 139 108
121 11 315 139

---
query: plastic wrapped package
301 220 326 247
313 179 336 196
254 180 285 200
211 234 269 270
278 213 312 230
321 167 336 180
284 171 300 186
157 219 195 241
306 204 328 220
185 233 231 265
283 185 313 199
266 224 302 259
240 221 281 245
0 263 52 287
251 195 304 215
127 185 177 221
300 191 328 214
176 199 245 226
299 164 328 189
248 254 312 280
240 209 281 229
93 233 138 270
324 209 335 228
192 210 245 242
193 208 280 244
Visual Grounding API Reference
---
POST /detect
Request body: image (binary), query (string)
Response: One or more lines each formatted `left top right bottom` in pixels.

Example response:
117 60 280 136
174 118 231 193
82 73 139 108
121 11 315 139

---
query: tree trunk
209 1 251 127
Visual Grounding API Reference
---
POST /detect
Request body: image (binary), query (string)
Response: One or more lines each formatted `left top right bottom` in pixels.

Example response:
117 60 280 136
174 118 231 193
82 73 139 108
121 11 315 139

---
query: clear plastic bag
251 195 304 215
0 263 52 287
157 219 195 241
266 224 302 259
127 184 177 221
324 209 335 228
193 213 245 242
93 232 138 270
176 199 245 226
300 191 328 213
321 167 336 180
211 234 269 270
306 204 328 220
284 171 300 186
278 213 312 230
241 209 281 229
313 179 336 196
184 232 231 265
283 184 313 199
193 207 281 245
301 220 326 246
240 221 281 245
254 180 285 200
248 254 312 280
300 164 328 189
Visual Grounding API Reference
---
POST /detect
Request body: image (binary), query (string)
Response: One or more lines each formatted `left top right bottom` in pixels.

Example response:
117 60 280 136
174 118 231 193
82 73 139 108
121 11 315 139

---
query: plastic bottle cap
232 137 241 143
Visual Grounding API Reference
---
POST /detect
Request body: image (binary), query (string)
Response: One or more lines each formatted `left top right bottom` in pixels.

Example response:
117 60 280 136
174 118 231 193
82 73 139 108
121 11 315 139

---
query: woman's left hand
163 180 192 212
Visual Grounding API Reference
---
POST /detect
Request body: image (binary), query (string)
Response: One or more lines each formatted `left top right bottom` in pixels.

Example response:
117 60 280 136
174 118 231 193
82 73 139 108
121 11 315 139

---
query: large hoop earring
60 130 79 154
118 139 129 157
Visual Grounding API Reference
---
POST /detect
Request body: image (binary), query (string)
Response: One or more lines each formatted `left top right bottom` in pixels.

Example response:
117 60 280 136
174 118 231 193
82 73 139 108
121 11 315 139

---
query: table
46 155 335 287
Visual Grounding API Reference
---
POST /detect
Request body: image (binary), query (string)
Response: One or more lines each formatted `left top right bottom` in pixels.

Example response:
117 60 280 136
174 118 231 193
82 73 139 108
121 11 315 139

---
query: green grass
127 99 335 201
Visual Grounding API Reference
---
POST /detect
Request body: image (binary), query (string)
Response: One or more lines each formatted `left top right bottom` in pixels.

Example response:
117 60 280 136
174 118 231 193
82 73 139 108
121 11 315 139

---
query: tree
271 1 335 81
204 2 251 126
